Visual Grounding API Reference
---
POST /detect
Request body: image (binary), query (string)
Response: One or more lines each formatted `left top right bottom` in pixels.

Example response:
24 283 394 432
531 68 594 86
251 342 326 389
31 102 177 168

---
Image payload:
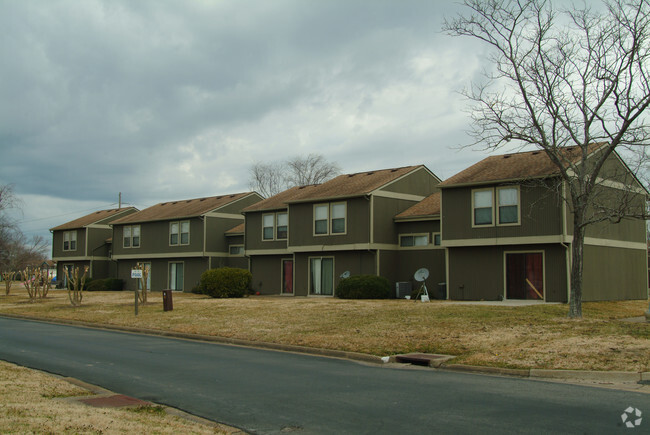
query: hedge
198 267 251 298
335 275 391 299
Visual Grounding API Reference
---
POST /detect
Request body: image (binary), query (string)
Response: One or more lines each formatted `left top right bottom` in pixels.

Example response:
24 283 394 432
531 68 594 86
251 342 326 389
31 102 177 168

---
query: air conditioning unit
395 282 412 299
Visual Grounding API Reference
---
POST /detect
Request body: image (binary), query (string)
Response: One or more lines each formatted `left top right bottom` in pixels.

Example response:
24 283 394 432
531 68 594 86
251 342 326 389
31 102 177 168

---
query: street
0 317 647 434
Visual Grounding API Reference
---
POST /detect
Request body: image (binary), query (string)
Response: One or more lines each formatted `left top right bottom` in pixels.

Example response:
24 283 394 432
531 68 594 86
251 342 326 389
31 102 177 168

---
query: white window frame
399 233 430 248
472 188 495 227
313 202 347 236
262 213 275 241
229 245 245 256
170 221 190 246
433 233 441 246
168 261 184 291
123 225 140 248
308 256 335 296
496 186 521 226
63 231 77 251
276 212 288 240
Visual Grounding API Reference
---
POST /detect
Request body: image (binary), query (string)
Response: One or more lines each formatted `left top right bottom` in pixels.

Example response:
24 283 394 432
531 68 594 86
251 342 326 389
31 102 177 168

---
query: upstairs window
497 187 519 224
262 214 275 240
276 213 288 240
314 202 347 235
473 189 494 226
229 245 244 256
123 225 140 248
170 221 190 245
63 231 77 251
433 233 441 246
400 234 429 247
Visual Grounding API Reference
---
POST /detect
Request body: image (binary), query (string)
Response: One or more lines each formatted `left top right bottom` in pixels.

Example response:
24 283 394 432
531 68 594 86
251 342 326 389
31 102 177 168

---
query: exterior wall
52 228 88 258
394 249 446 298
582 245 647 301
204 216 244 253
245 210 288 251
293 250 376 296
55 260 90 288
289 197 371 247
442 181 563 241
217 194 263 214
372 197 421 244
117 257 209 292
112 217 205 257
250 255 288 295
447 244 568 302
379 167 440 196
86 228 112 258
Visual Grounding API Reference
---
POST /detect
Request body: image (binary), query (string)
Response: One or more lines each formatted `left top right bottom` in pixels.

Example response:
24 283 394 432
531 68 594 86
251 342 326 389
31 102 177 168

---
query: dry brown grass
1 285 648 371
0 359 226 434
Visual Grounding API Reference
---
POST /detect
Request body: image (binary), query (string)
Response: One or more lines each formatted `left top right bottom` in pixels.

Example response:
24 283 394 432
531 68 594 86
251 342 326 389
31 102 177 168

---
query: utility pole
118 192 122 209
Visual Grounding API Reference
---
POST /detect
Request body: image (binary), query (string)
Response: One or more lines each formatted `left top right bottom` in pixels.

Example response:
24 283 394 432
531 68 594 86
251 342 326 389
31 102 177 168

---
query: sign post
131 268 143 316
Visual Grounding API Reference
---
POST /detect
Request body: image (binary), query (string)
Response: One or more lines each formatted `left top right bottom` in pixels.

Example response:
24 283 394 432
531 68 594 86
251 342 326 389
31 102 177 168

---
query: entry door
506 253 544 300
282 260 293 294
310 258 334 295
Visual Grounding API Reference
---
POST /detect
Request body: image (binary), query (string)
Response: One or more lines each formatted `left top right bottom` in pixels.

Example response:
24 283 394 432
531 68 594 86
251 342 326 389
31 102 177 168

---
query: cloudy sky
1 0 494 252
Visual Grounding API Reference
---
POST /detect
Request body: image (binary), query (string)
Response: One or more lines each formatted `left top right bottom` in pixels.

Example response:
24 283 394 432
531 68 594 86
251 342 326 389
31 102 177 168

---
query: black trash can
162 290 173 311
437 282 447 300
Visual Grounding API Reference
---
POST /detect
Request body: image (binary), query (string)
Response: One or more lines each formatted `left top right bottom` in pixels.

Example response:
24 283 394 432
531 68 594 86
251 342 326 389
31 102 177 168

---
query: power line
15 203 119 225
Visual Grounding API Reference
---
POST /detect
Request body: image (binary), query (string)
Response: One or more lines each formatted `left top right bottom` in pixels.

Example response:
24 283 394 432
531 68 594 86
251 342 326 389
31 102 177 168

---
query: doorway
282 260 293 294
506 252 544 300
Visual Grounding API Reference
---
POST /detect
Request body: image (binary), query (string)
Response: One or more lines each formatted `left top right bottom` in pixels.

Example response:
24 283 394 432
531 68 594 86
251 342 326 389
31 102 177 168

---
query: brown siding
245 211 288 251
86 228 112 258
205 216 244 252
288 197 370 247
379 167 440 196
447 244 567 302
217 194 263 214
113 217 205 256
442 181 563 241
396 220 440 236
52 229 87 258
582 245 647 301
395 249 446 297
372 197 420 244
293 251 376 296
118 257 208 292
250 255 286 295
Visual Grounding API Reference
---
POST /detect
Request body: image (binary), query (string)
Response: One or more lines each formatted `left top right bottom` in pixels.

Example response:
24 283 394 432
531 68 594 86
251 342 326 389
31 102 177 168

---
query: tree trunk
568 215 585 318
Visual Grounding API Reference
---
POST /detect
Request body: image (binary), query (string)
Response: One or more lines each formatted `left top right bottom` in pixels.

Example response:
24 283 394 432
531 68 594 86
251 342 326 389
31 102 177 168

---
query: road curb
1 313 645 385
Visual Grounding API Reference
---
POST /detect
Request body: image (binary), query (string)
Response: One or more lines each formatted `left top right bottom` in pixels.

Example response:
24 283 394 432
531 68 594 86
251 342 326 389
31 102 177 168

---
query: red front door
506 253 544 300
282 260 293 294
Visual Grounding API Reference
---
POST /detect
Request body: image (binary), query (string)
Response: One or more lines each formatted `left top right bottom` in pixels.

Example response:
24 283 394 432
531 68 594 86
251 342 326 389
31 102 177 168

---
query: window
276 213 288 239
229 245 244 256
123 225 140 248
262 214 274 240
63 231 77 251
399 234 429 247
310 257 334 295
169 262 184 291
170 221 190 245
497 187 519 224
473 189 494 226
314 202 347 235
433 233 441 246
314 205 329 235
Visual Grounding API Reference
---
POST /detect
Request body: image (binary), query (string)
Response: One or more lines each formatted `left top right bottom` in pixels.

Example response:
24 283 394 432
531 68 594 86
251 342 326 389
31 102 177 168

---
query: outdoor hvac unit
395 282 412 299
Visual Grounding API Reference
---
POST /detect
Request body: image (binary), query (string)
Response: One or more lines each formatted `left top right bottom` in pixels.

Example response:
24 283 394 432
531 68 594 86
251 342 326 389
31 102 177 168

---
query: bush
84 278 124 292
105 278 124 291
198 267 251 298
336 275 391 299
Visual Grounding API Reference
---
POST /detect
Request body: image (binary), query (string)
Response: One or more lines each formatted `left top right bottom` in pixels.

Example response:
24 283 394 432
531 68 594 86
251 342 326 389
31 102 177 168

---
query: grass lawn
1 285 648 372
0 359 225 433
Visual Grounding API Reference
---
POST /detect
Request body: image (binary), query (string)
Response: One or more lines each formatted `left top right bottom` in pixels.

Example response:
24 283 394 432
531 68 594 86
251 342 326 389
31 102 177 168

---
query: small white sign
131 269 143 279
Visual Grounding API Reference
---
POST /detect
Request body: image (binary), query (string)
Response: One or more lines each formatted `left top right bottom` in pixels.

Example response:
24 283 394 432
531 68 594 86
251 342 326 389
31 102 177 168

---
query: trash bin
162 290 173 311
437 282 447 300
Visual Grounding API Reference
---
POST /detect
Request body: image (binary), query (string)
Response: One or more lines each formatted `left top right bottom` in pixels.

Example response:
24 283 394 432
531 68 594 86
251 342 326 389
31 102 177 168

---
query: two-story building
243 165 441 296
50 207 139 285
439 146 648 302
111 192 262 291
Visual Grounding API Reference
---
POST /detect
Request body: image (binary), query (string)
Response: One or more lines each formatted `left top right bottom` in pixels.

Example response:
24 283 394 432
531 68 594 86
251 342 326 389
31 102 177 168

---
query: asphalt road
0 317 647 434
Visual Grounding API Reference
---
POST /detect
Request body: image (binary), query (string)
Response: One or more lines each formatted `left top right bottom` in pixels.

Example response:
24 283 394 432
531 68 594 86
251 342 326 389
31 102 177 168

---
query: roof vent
532 151 540 155
348 174 356 178
161 203 167 206
172 202 178 205
230 194 235 198
186 200 192 203
391 168 399 172
503 155 511 159
366 172 374 175
200 198 206 201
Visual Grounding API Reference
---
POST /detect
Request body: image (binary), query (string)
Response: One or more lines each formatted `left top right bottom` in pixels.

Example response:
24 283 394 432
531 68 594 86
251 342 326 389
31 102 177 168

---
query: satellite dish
414 268 429 282
340 271 351 279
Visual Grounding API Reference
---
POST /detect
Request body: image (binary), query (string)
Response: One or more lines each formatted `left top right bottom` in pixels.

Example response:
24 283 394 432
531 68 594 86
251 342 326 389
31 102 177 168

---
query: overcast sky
1 0 496 252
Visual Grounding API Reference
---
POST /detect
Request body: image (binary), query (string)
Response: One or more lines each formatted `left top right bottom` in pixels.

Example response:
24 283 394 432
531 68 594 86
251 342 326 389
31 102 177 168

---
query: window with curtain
331 203 346 233
399 234 429 247
276 212 288 239
63 231 77 251
314 205 329 235
498 187 519 224
473 189 493 225
262 214 274 240
169 262 184 291
310 257 334 295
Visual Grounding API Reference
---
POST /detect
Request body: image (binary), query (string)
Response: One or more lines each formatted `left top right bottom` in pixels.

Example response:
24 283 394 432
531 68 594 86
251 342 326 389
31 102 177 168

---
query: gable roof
395 192 441 220
112 192 256 224
243 165 427 212
225 223 245 235
50 207 138 231
439 144 606 188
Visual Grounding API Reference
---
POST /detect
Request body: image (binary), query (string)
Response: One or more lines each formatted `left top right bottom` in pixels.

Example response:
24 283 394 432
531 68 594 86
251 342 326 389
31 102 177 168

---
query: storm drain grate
79 394 150 408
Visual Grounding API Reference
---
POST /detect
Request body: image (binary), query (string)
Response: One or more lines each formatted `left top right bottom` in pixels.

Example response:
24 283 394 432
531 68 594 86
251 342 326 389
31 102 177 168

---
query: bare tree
249 154 341 198
444 0 650 317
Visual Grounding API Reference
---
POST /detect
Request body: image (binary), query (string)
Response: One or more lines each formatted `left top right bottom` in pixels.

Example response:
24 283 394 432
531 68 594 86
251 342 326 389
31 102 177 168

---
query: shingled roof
112 192 256 224
225 223 245 235
395 192 441 220
50 207 138 231
243 165 426 212
439 144 606 188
